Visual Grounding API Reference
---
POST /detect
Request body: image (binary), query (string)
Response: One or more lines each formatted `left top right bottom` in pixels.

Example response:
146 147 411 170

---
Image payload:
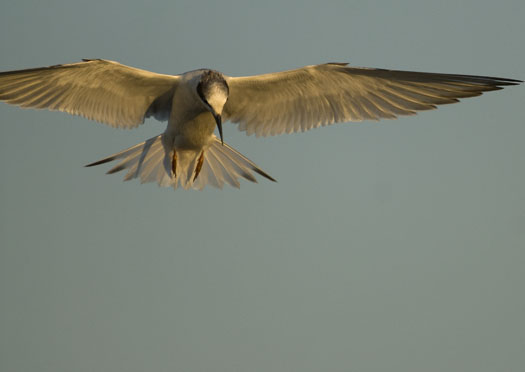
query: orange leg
193 151 205 181
172 151 177 177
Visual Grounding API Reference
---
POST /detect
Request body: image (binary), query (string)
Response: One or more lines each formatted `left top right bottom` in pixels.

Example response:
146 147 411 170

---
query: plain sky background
0 1 524 371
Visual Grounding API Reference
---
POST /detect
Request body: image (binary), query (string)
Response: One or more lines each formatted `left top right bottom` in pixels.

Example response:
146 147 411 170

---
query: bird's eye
196 82 204 101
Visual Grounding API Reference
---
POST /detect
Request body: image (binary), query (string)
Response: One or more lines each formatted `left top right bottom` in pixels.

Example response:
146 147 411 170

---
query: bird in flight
0 60 521 189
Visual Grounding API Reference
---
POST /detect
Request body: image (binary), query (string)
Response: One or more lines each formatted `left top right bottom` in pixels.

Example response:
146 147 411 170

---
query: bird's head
197 70 229 144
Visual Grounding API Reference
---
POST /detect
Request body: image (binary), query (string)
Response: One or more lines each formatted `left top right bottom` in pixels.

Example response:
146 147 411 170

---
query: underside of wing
223 63 522 137
0 59 180 128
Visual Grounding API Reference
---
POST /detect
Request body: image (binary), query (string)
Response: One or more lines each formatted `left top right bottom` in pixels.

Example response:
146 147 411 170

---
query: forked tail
85 135 276 190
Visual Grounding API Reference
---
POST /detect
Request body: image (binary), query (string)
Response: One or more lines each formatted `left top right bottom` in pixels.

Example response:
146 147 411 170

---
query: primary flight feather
0 59 521 189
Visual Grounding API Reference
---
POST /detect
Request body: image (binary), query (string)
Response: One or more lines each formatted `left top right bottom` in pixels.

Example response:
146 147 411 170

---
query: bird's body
0 59 521 189
168 69 217 149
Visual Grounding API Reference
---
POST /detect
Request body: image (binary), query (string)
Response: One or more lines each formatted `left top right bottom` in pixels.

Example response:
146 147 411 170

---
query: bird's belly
171 112 216 150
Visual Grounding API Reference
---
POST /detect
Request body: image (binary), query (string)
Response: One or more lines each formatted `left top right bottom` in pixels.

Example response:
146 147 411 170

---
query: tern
0 60 521 189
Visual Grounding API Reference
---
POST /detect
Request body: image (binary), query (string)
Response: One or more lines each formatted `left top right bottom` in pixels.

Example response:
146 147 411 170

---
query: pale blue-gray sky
1 1 524 371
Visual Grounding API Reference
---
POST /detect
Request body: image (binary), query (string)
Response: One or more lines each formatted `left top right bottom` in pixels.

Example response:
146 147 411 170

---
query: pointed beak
213 112 224 145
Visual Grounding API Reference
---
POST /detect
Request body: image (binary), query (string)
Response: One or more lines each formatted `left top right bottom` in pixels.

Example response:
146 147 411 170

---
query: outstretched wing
223 63 521 137
0 59 179 128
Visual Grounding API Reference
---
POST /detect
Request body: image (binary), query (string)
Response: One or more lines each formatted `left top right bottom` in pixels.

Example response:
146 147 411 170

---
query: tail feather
205 146 241 188
85 134 276 190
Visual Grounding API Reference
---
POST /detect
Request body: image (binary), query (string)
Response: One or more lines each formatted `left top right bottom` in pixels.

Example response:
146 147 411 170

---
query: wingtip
326 62 349 67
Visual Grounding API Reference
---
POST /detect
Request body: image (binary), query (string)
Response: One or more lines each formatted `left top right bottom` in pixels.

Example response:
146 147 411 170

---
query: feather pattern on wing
0 59 179 128
223 63 521 137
